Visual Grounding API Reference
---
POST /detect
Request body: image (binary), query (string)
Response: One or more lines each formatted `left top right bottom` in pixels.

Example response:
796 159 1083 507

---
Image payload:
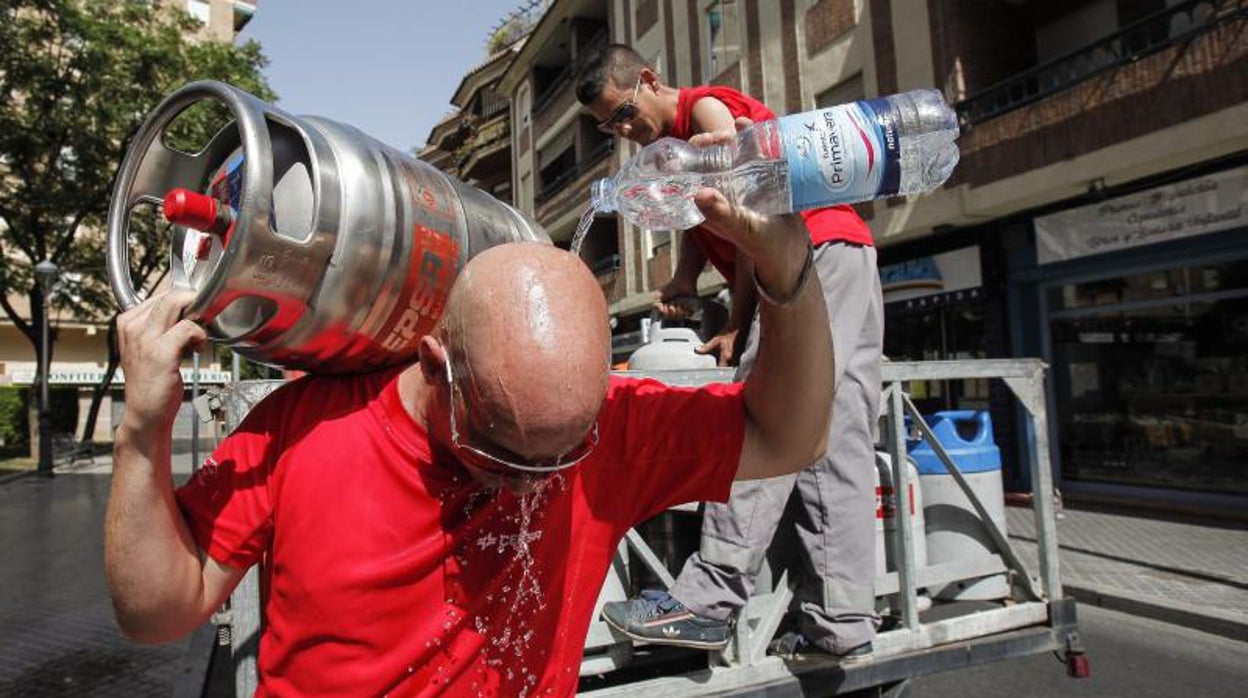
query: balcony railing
531 30 609 115
536 140 614 204
453 115 508 164
956 0 1246 126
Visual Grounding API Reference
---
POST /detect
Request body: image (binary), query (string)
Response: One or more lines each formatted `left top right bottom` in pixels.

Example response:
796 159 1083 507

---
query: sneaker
601 589 731 650
767 631 873 663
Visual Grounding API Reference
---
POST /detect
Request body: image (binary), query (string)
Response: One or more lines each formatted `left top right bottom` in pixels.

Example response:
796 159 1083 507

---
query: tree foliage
0 0 275 442
0 0 273 337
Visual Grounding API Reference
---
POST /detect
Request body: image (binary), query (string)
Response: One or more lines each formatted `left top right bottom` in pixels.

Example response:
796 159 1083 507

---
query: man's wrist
116 418 172 455
752 239 814 307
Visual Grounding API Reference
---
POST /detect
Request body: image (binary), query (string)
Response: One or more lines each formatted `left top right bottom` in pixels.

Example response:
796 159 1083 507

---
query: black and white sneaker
601 589 731 650
768 631 873 663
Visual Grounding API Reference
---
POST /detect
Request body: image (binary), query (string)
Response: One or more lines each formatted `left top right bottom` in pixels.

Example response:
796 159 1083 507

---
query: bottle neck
699 143 734 172
590 178 618 213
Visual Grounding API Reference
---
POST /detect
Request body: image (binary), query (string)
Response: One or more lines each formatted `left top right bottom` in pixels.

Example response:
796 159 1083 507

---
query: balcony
951 0 1246 189
231 1 256 32
957 0 1246 126
531 31 608 134
591 253 625 305
456 114 510 184
535 140 613 227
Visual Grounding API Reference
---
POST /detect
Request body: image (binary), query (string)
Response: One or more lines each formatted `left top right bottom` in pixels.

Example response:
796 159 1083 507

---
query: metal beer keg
107 80 549 373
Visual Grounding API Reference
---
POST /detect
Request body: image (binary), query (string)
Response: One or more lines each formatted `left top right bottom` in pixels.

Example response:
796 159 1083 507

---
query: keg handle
106 80 276 321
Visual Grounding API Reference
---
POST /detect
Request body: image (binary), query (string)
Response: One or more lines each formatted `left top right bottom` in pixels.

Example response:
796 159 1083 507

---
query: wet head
438 243 611 488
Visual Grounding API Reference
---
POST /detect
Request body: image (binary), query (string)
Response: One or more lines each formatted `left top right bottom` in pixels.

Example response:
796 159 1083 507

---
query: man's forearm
740 241 833 477
105 425 216 643
671 231 708 287
728 252 758 332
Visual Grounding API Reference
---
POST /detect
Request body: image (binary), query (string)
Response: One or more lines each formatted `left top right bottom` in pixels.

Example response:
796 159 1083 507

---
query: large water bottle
590 89 959 230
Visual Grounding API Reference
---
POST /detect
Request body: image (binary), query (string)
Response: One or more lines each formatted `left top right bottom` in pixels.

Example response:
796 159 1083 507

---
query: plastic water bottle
589 89 959 230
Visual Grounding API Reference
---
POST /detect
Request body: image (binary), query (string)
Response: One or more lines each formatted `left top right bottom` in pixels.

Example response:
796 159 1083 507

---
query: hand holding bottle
687 124 812 309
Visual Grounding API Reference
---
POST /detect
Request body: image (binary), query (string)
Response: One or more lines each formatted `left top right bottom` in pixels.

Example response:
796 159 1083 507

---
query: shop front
878 236 1029 488
1021 165 1248 515
881 245 995 415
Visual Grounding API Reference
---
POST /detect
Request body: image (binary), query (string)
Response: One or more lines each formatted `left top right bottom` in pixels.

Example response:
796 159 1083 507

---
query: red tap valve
163 188 234 259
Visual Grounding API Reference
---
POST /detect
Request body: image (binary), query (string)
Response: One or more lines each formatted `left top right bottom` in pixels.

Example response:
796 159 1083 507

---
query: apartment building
184 0 257 42
420 42 526 206
425 0 1246 514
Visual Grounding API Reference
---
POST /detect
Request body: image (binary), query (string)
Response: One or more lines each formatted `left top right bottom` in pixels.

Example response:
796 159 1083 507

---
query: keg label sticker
777 98 902 210
210 152 245 213
378 225 460 353
389 152 458 225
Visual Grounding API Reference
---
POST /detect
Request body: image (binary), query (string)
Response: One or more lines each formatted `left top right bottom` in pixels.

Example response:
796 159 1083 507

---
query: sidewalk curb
1067 584 1248 644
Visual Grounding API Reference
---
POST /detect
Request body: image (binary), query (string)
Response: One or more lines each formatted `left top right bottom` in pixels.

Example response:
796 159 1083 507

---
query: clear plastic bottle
590 89 960 230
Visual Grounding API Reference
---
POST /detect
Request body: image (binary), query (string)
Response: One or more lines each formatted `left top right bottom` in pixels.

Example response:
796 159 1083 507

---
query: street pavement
0 451 201 697
0 451 1245 696
911 603 1248 697
1008 504 1248 642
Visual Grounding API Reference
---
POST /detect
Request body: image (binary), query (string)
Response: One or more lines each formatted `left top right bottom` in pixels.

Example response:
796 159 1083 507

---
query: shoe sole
601 613 730 651
771 652 875 663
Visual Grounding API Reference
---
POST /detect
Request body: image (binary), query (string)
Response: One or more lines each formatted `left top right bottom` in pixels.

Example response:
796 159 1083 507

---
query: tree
0 0 275 445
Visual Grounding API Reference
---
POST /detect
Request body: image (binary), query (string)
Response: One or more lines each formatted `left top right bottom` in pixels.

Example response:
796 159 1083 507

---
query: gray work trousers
669 241 884 654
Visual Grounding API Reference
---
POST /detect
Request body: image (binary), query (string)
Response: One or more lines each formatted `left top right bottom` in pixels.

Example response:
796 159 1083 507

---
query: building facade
423 0 1247 515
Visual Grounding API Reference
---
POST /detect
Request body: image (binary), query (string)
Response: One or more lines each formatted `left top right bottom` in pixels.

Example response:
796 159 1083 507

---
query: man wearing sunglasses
576 44 883 661
104 164 835 696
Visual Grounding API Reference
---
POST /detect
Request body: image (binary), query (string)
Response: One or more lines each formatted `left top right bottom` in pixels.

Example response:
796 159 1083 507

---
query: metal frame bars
884 383 922 630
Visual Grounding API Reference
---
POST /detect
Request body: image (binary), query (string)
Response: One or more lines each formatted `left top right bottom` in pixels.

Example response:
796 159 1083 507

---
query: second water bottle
590 88 960 230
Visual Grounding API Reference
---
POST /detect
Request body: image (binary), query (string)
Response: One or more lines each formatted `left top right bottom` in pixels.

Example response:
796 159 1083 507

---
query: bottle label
777 98 901 209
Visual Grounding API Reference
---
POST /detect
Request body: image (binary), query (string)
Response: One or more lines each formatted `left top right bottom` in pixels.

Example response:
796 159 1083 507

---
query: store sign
1035 167 1248 264
879 246 982 305
7 368 233 386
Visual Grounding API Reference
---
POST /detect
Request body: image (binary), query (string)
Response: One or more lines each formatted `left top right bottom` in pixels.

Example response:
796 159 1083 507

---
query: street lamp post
34 260 58 478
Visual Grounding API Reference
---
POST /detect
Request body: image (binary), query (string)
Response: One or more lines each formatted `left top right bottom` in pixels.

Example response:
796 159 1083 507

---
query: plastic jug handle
934 410 992 445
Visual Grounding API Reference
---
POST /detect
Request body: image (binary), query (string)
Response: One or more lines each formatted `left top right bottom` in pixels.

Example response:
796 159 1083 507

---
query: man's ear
639 67 661 93
417 335 448 384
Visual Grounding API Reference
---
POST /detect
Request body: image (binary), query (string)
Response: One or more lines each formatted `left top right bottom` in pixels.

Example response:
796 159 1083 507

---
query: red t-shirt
176 370 745 697
670 85 874 284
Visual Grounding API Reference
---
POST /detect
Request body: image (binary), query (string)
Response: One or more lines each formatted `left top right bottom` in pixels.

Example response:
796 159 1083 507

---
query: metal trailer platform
182 359 1085 697
578 359 1084 696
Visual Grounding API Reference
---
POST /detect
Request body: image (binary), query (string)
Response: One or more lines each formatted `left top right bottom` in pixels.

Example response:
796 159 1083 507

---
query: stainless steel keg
107 80 549 373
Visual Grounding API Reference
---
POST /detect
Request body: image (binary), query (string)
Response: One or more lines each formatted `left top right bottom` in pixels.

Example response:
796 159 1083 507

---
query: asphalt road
909 603 1248 697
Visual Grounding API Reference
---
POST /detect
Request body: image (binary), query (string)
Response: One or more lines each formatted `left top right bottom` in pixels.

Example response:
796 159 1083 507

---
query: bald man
104 177 832 696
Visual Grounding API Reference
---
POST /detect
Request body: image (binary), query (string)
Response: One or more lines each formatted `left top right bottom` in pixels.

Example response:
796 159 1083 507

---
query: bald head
438 242 611 460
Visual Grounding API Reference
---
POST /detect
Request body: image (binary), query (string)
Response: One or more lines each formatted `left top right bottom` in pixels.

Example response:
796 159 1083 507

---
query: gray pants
669 242 884 654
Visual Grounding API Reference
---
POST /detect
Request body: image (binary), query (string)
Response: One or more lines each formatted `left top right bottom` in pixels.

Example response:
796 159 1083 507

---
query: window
647 230 671 258
815 74 865 109
186 0 211 25
706 1 741 78
1049 258 1248 494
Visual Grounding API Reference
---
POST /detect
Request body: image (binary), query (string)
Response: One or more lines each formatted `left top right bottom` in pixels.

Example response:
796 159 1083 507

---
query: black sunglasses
595 77 643 133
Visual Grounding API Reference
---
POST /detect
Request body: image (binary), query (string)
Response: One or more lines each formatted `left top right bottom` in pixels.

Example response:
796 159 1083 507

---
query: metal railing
956 0 1246 125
